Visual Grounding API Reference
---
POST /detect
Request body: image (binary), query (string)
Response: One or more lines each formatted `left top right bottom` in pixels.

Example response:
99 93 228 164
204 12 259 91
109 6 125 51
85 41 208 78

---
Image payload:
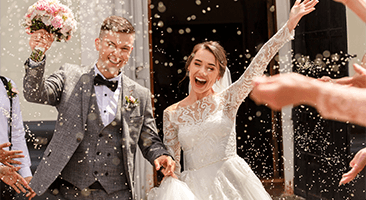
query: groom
24 16 175 200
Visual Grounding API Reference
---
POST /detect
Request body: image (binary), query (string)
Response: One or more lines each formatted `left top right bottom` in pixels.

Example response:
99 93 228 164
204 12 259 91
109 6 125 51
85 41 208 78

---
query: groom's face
95 31 134 79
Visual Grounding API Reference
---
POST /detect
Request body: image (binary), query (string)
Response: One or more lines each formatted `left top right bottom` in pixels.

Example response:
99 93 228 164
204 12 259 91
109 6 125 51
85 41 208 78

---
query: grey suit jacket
23 60 169 199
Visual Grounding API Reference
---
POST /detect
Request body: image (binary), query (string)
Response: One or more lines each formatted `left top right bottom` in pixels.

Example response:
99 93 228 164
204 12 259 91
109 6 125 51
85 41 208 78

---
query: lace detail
222 22 294 119
163 109 182 176
163 22 294 175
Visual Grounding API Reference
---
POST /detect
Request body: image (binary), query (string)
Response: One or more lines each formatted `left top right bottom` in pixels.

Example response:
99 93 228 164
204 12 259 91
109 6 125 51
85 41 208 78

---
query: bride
149 0 318 199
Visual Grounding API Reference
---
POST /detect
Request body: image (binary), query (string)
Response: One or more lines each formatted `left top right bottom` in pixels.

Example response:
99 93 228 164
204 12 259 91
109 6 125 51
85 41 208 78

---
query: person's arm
137 89 175 177
334 0 366 22
24 30 64 106
222 0 317 116
163 109 181 177
251 73 366 127
8 81 32 181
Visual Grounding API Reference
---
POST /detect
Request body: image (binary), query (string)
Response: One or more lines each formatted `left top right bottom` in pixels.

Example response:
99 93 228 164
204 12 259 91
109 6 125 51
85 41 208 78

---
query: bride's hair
180 41 227 85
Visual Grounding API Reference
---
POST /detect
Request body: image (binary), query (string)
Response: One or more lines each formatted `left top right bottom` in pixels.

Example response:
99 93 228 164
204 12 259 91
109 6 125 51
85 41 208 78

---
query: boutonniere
125 94 139 110
7 82 19 98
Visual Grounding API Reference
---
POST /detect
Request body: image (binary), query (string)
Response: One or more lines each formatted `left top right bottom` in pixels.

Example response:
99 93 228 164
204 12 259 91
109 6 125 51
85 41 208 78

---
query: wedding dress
148 22 294 200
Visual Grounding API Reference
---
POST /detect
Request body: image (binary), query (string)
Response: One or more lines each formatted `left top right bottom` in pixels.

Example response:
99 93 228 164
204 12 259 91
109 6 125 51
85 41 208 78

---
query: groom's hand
154 155 177 178
29 29 54 53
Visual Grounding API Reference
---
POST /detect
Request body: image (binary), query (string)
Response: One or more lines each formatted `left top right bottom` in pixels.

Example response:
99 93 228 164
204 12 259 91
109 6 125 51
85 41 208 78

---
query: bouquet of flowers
23 0 77 42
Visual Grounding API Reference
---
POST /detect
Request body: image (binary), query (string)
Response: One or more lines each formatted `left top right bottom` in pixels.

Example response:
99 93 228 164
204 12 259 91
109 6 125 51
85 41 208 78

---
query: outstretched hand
0 142 24 165
0 164 34 195
288 0 318 31
320 54 366 88
154 155 177 179
339 147 366 185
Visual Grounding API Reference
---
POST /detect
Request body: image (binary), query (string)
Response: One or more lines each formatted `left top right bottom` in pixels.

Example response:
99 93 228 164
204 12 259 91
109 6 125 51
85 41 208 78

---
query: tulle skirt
148 155 272 200
147 176 198 200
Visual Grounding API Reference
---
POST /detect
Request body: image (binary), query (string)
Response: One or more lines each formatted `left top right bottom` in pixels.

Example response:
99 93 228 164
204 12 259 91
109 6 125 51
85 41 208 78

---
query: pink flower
51 15 63 29
36 2 46 11
11 87 19 95
25 27 31 34
46 3 59 15
23 0 77 42
125 95 139 108
129 96 136 103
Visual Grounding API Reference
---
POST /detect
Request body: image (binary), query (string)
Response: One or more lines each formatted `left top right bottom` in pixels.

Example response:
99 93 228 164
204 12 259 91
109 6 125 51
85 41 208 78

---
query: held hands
154 155 177 179
288 0 318 31
0 142 24 165
339 147 366 185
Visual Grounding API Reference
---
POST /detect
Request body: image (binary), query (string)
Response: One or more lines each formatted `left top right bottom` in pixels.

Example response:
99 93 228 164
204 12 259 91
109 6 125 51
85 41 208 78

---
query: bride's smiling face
188 49 220 96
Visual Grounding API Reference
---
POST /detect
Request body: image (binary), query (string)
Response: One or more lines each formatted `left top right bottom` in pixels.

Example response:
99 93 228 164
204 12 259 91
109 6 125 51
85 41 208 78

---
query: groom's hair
99 16 135 37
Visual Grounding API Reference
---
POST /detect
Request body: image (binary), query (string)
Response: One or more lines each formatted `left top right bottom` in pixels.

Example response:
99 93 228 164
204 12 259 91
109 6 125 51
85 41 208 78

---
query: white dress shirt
0 78 32 178
94 65 122 126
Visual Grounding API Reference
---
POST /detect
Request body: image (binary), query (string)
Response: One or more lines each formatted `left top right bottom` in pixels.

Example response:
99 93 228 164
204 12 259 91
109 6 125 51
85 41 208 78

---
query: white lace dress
148 23 294 200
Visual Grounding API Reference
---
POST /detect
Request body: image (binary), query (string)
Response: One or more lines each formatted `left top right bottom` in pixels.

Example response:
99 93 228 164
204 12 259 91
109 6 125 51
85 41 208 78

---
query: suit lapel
120 75 136 190
81 66 95 127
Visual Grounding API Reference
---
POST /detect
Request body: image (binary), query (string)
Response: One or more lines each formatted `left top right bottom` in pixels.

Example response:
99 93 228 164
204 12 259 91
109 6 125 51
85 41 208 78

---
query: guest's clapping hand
154 155 177 179
0 142 24 165
0 164 34 195
320 55 366 88
339 147 366 185
287 0 318 32
29 29 54 53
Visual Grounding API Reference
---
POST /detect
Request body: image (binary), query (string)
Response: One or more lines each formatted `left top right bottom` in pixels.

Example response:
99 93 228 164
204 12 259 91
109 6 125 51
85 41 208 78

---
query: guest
251 0 366 186
0 76 33 199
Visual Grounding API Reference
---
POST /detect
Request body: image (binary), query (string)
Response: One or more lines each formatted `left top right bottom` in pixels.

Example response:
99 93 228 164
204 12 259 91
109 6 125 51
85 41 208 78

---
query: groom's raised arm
23 29 64 106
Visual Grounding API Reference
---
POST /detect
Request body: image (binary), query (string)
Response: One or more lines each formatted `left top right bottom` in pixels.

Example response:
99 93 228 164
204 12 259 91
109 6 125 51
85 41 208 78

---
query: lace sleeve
163 109 182 177
222 22 294 118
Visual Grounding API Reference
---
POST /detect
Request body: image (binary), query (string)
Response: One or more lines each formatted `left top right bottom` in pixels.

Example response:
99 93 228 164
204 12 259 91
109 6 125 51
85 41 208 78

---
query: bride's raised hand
287 0 319 32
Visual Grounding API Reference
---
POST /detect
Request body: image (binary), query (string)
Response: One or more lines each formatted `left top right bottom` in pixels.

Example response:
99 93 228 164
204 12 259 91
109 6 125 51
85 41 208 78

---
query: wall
346 6 366 75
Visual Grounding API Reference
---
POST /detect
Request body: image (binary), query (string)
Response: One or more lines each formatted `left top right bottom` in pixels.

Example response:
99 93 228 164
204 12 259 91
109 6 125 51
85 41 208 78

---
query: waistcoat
61 89 128 194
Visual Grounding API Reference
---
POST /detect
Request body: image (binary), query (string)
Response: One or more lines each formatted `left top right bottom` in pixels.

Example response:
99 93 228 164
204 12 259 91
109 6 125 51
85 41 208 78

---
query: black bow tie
94 74 118 92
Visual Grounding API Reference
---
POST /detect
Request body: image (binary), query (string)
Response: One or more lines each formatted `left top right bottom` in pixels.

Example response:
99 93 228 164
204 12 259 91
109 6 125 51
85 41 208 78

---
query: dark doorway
150 0 283 194
290 0 366 199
